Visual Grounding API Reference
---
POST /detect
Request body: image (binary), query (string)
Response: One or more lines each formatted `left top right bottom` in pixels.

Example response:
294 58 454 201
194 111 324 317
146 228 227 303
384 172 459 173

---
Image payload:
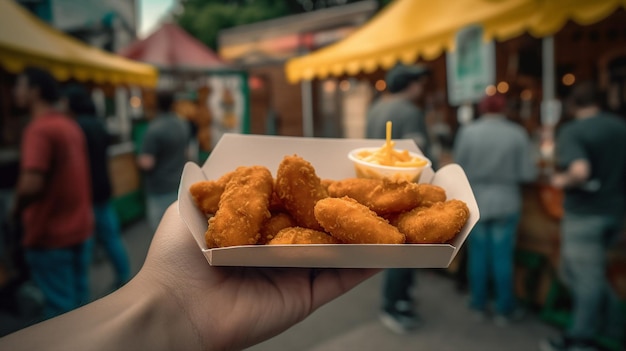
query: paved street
1 218 560 350
250 270 558 351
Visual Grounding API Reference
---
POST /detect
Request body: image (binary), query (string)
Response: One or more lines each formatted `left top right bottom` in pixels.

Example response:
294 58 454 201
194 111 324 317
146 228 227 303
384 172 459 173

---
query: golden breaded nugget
275 155 328 231
314 197 405 244
267 227 341 245
396 199 469 244
320 179 335 193
189 170 235 215
328 178 421 214
206 166 273 247
257 212 297 245
416 184 446 207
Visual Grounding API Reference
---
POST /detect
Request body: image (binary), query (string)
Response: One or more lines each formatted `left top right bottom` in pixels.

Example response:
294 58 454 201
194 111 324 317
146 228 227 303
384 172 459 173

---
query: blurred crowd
0 64 624 351
366 64 626 351
0 67 191 326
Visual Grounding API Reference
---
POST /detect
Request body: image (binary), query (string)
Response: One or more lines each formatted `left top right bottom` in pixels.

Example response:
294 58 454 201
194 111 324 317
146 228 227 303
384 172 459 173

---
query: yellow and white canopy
286 0 626 83
0 0 158 87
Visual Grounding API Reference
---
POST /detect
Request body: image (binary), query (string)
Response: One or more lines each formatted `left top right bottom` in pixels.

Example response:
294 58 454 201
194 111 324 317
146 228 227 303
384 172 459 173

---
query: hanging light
375 79 386 91
497 81 509 94
562 73 575 86
130 96 142 108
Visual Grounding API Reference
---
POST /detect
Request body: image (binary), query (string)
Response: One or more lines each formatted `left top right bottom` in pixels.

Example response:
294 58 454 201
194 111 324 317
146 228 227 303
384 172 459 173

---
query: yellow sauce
356 121 428 168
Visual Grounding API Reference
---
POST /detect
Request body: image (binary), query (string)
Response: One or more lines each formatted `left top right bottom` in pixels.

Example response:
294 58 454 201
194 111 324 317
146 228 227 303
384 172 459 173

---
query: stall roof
286 0 626 83
0 0 158 87
119 23 227 72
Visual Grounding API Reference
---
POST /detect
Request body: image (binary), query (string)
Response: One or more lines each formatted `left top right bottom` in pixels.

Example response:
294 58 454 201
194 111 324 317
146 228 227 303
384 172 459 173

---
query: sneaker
379 300 419 334
539 336 600 351
470 309 488 323
494 308 526 327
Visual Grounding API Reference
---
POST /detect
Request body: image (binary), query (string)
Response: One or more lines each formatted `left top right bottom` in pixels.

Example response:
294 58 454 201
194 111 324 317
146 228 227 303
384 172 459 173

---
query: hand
550 173 568 189
135 203 380 350
0 203 379 351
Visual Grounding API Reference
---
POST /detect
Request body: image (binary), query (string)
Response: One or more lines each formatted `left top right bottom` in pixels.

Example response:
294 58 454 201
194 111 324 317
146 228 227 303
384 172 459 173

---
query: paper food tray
178 133 479 268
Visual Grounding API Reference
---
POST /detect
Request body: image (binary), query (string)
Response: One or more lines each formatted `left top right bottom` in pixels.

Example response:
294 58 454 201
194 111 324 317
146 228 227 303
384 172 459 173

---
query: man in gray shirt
453 93 536 325
368 63 431 334
366 64 431 158
138 91 190 231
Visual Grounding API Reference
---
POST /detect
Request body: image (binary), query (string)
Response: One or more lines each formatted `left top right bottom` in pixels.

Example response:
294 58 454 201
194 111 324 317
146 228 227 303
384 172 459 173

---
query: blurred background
0 0 625 350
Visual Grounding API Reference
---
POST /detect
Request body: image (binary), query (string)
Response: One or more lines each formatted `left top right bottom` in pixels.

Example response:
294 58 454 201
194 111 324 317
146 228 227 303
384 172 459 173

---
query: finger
310 268 381 311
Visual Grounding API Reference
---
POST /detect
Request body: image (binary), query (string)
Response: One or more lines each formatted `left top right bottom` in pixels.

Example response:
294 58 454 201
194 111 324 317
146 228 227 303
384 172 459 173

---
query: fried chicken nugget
314 197 405 244
189 170 235 215
257 212 297 245
328 178 421 214
269 190 285 213
206 166 273 248
416 184 447 207
275 155 328 231
396 199 469 244
267 227 341 245
320 179 335 193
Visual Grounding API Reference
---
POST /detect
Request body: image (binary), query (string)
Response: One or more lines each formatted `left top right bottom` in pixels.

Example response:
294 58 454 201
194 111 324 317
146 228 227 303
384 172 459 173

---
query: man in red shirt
11 67 94 319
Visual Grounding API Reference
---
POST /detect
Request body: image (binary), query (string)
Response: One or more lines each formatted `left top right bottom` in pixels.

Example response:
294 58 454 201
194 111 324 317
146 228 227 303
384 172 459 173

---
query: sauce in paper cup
348 147 431 182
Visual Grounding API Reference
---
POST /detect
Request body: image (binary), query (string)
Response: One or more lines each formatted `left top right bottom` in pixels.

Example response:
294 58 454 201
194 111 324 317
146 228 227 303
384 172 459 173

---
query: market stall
286 0 626 82
0 0 159 225
285 0 626 339
119 23 249 161
0 0 157 86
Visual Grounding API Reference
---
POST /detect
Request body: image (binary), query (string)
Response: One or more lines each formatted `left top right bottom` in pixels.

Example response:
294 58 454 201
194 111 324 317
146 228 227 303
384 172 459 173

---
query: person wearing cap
366 63 431 334
367 63 432 158
540 81 626 351
453 93 536 326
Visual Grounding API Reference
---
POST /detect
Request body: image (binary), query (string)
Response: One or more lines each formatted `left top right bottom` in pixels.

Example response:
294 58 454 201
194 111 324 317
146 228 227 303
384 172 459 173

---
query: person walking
540 81 626 351
64 85 131 289
138 91 190 231
366 63 431 333
453 93 536 326
11 67 94 319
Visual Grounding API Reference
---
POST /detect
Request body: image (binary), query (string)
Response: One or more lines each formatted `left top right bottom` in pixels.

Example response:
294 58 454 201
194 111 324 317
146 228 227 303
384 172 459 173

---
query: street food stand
119 23 250 162
285 0 626 340
0 0 159 225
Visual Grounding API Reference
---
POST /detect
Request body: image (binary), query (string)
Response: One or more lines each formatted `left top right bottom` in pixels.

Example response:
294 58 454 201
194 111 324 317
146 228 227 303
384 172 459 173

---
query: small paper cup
348 147 432 182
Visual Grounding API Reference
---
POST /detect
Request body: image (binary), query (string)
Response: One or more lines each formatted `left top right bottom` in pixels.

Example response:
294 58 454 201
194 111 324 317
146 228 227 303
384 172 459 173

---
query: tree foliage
175 0 388 50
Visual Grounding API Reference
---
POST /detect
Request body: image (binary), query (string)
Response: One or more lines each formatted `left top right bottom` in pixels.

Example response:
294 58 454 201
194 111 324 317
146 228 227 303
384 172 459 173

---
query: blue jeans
94 202 131 287
25 238 93 319
146 192 178 232
560 213 624 343
382 268 416 310
468 213 520 316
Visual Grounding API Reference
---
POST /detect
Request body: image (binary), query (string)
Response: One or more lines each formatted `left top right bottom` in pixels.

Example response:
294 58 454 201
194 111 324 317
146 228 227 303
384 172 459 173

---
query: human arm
11 171 45 219
550 125 590 189
551 159 590 189
0 203 379 351
10 124 50 220
137 126 157 171
137 153 155 171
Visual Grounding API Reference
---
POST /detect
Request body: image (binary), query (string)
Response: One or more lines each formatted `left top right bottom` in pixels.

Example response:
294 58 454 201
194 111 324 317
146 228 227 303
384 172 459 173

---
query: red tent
119 23 227 71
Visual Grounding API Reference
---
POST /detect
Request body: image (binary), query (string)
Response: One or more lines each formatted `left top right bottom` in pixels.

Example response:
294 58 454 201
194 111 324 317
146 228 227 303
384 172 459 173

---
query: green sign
446 25 495 106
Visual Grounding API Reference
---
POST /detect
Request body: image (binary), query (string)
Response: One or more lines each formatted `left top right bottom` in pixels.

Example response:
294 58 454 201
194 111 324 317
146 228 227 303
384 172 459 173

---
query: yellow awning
286 0 626 83
0 0 158 87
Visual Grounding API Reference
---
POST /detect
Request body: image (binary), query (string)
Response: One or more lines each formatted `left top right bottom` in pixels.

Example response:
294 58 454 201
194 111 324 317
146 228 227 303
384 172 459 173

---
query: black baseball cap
385 63 430 93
